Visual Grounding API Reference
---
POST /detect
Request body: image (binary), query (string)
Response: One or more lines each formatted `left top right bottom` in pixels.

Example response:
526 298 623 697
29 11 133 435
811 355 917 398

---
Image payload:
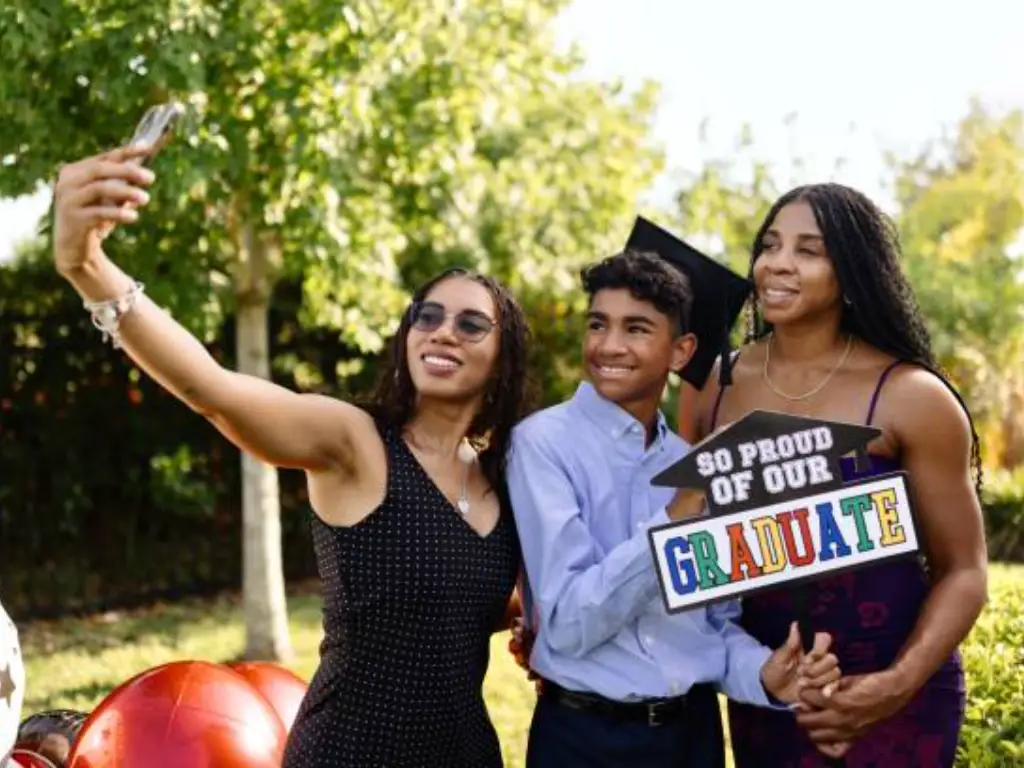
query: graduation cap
626 216 753 390
651 410 882 515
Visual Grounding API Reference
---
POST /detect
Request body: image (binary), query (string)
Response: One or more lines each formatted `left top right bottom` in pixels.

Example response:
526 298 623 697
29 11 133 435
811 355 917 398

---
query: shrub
983 469 1024 562
957 563 1024 766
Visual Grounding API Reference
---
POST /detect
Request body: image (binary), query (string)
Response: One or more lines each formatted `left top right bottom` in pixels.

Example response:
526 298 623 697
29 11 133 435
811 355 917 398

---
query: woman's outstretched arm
54 144 374 473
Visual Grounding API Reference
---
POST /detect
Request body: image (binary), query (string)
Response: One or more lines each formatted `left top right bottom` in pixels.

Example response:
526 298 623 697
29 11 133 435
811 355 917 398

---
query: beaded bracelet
83 280 145 349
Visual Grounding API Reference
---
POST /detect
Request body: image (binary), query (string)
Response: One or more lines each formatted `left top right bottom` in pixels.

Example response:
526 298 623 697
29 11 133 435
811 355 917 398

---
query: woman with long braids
678 183 987 767
51 143 533 767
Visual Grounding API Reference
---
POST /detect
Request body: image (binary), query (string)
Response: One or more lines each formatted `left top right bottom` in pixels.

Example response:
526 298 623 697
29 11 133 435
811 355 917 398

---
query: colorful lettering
872 488 906 546
664 536 698 595
816 501 852 561
726 522 763 581
750 516 787 574
688 530 731 589
778 508 816 566
840 494 875 552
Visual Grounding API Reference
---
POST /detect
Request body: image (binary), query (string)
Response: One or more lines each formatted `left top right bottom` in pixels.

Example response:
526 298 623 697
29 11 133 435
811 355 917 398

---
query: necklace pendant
457 498 470 516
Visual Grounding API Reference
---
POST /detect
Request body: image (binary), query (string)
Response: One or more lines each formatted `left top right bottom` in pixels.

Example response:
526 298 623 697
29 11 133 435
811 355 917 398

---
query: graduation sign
647 411 921 613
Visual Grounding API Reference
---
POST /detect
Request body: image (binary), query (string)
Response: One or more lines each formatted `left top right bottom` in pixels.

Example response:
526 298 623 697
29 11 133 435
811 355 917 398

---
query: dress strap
865 360 905 426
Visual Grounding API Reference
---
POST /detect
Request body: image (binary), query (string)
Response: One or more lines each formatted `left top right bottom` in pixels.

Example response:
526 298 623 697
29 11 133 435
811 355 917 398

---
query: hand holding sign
760 622 841 704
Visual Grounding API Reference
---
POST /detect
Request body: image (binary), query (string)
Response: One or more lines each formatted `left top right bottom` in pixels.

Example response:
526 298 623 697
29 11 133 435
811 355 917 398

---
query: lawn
17 564 1024 767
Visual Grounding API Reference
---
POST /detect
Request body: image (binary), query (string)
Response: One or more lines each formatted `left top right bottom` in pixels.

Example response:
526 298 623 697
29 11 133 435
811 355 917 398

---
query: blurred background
1 1 1021 765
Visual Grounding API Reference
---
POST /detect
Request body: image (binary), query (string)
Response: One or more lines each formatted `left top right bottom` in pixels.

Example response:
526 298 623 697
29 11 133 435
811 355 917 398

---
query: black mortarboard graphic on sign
652 410 882 511
625 216 753 390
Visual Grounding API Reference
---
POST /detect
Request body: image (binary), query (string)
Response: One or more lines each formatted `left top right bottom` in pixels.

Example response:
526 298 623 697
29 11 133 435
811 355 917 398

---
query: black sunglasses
411 301 496 343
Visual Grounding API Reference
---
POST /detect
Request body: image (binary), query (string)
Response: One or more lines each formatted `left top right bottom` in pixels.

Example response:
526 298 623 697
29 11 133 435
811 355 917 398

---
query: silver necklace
763 332 854 402
456 439 477 515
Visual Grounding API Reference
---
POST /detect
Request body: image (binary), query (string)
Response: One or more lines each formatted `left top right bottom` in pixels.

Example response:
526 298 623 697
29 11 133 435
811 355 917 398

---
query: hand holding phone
53 101 185 271
127 101 185 166
96 101 183 239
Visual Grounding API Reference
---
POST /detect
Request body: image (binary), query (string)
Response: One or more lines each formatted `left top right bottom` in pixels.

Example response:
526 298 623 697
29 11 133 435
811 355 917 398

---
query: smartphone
127 101 185 166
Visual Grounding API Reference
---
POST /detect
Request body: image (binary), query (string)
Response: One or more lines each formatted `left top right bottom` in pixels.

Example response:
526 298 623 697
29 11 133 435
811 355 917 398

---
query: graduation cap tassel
718 302 737 387
718 346 734 387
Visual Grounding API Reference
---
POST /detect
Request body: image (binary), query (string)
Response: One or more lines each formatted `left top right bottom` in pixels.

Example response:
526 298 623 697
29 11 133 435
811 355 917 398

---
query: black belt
539 679 693 727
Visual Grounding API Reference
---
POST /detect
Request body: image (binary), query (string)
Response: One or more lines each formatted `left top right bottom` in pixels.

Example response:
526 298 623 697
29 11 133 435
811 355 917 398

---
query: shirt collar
572 380 670 445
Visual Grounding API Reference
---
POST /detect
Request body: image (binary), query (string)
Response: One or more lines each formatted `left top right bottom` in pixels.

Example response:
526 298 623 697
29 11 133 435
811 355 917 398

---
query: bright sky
2 0 1022 262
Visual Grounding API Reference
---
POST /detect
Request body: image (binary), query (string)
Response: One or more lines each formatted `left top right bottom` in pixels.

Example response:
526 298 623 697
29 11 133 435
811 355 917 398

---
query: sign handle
792 585 846 767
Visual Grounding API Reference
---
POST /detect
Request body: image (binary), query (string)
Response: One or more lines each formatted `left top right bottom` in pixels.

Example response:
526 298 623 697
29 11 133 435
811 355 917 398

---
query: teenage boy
507 218 839 767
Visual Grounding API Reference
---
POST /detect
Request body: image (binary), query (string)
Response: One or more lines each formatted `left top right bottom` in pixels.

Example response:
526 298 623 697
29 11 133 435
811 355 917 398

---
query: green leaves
957 565 1024 766
891 103 1024 464
1 0 662 393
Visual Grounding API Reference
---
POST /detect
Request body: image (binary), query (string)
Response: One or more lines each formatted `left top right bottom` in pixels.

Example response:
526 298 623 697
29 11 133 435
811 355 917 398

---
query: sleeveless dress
282 422 520 768
714 361 966 768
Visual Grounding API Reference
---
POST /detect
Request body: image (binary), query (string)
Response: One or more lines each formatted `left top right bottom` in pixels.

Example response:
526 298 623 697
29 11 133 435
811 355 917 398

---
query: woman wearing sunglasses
51 144 533 767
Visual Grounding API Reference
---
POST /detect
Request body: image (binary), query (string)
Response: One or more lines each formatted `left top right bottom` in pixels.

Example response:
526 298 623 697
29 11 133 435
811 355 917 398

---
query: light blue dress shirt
508 381 776 707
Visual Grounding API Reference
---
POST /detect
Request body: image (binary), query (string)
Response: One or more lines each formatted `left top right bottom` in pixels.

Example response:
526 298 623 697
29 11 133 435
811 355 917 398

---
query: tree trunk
1001 375 1024 469
234 222 293 662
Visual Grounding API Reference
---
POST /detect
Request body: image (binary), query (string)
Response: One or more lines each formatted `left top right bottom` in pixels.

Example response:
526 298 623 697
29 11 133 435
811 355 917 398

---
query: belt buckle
647 701 666 727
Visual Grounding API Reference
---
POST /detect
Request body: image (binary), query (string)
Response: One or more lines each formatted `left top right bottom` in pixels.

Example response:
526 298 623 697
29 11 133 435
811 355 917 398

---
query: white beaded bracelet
83 280 145 349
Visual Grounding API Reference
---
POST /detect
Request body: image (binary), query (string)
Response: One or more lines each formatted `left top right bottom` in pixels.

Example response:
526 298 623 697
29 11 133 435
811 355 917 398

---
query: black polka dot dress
282 423 519 768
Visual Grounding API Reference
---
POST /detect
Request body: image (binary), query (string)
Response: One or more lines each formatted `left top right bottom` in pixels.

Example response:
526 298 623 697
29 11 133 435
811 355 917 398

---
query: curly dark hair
362 267 534 493
747 182 983 498
580 248 694 333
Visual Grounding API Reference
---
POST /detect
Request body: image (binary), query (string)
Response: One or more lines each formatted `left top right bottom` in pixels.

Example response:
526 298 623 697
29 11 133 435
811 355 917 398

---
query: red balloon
66 661 286 768
224 663 308 732
9 749 59 768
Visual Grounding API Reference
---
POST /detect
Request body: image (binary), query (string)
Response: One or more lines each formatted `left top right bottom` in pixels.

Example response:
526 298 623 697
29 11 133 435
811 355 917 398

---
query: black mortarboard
626 216 753 390
651 410 882 514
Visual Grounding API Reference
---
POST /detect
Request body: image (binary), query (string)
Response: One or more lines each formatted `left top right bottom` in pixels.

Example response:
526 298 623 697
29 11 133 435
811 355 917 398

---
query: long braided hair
745 183 984 499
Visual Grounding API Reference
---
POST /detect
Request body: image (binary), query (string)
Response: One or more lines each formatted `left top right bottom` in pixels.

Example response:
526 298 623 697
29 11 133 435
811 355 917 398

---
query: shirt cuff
736 643 790 710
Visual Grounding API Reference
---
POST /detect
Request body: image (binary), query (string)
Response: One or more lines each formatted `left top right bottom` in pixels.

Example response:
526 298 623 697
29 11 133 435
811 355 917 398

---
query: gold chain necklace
763 332 854 402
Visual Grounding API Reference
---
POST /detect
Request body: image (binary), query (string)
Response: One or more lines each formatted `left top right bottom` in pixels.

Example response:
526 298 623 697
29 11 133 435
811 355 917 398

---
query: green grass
17 565 1024 767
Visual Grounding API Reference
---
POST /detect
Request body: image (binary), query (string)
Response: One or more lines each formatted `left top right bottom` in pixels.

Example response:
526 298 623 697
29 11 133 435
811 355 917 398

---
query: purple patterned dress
714 362 966 768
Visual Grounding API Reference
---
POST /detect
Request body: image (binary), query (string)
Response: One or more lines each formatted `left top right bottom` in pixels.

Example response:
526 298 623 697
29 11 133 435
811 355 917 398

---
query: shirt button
643 634 654 646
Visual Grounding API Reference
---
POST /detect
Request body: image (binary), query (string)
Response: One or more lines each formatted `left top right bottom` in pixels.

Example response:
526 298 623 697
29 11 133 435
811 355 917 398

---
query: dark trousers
525 683 726 768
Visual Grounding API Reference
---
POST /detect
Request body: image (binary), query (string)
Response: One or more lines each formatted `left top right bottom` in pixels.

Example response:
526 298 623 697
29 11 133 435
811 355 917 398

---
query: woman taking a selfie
51 141 532 767
678 183 987 767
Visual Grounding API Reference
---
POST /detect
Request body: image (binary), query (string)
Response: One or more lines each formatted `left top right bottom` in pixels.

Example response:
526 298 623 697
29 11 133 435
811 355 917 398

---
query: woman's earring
745 298 758 341
457 437 478 465
843 295 853 307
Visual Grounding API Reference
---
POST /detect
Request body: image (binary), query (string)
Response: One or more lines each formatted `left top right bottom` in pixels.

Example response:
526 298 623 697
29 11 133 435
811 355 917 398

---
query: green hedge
958 564 1024 766
983 469 1024 562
